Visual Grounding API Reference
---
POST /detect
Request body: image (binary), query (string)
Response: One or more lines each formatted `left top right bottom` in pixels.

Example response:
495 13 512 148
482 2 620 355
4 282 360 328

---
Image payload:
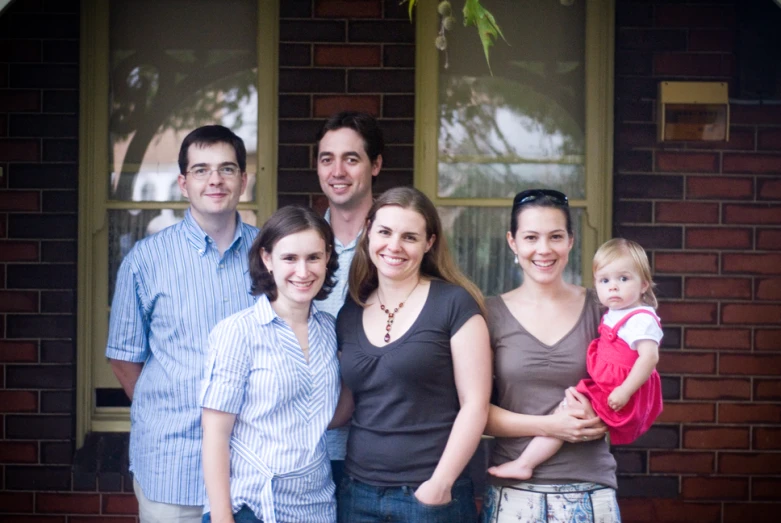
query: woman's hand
544 388 607 443
414 478 452 506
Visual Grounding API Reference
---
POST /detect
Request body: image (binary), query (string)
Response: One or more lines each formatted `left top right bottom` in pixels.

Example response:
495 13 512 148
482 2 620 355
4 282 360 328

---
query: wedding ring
582 436 588 441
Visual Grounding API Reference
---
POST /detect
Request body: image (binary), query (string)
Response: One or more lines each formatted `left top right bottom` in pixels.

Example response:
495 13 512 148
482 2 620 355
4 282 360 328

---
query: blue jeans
338 476 477 523
203 505 262 523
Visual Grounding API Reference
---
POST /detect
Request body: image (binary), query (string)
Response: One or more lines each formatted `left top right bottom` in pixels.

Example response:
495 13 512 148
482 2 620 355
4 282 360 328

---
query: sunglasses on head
512 189 569 210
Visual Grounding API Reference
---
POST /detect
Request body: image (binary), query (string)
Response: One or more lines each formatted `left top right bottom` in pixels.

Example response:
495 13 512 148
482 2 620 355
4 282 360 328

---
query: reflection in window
108 0 258 203
435 0 586 294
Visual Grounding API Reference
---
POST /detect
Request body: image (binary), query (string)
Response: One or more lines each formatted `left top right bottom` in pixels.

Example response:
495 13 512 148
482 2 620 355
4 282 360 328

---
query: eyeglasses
512 189 569 211
186 165 241 180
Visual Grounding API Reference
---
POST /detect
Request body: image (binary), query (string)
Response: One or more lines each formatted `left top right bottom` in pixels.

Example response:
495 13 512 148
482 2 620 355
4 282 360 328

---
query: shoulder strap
612 308 661 332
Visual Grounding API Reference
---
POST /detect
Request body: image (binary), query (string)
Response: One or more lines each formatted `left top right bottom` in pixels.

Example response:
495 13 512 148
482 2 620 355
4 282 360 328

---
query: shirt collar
324 207 361 251
183 209 245 256
254 294 326 326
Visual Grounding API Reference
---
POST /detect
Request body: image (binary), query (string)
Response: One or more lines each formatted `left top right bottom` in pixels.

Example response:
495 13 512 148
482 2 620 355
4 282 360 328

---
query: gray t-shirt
487 289 618 489
338 279 481 487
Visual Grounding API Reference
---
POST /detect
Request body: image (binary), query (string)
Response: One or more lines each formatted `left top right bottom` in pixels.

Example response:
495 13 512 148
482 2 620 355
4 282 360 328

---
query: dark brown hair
249 205 338 301
178 125 247 174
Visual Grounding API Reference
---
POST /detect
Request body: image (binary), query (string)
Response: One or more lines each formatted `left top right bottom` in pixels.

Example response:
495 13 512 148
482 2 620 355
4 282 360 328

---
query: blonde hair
348 187 486 315
593 238 658 308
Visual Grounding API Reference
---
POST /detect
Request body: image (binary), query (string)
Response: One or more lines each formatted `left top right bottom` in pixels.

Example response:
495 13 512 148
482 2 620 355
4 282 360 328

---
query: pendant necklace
378 279 420 343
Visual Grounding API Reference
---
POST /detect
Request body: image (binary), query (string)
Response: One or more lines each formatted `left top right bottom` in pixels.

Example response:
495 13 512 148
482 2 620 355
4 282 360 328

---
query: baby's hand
607 387 630 411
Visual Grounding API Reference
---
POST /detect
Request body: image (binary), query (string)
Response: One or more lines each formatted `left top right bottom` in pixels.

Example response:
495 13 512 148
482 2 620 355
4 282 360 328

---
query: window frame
413 0 615 286
76 0 279 445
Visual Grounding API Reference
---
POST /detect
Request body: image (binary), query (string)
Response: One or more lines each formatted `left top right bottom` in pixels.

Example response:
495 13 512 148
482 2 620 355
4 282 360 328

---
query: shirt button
218 263 224 269
223 297 229 302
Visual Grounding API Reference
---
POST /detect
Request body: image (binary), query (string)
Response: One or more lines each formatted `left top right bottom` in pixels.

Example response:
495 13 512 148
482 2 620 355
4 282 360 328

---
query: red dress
575 309 663 445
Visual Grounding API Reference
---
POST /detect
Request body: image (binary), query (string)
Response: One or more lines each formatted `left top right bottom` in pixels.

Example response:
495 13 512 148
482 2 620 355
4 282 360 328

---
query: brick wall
277 0 414 211
1 0 779 521
613 1 781 521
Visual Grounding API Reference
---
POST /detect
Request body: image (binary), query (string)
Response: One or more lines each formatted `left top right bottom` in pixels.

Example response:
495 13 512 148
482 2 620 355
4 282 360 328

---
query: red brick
655 253 718 274
0 390 37 412
753 478 781 501
656 202 719 224
314 44 381 67
0 492 34 512
0 114 6 136
723 504 781 523
618 498 721 523
685 227 751 249
758 128 781 151
315 0 382 17
0 214 6 237
0 440 38 462
102 494 138 515
0 190 40 212
0 340 38 362
685 328 751 350
687 176 753 200
758 177 781 200
684 277 751 299
683 427 749 450
719 402 781 423
720 354 781 376
655 5 734 28
657 302 717 324
657 151 719 173
754 427 781 450
653 53 729 77
722 304 781 325
0 240 39 261
682 476 748 501
69 518 137 523
657 401 715 423
0 89 41 112
689 29 735 52
36 493 101 514
724 204 781 225
657 351 716 374
313 95 380 118
0 518 67 523
0 139 41 162
650 451 714 473
685 378 750 400
614 123 656 148
723 253 781 275
0 290 38 312
754 378 781 400
757 229 781 250
723 153 781 174
756 278 781 301
755 329 780 351
732 104 781 125
719 451 781 473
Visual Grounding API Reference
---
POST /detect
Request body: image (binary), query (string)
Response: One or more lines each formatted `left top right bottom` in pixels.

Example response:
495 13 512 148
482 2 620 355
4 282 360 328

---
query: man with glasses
106 125 259 523
313 111 384 489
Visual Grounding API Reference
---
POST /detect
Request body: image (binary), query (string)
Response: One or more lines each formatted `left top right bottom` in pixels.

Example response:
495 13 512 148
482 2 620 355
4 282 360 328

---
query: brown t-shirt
487 289 618 489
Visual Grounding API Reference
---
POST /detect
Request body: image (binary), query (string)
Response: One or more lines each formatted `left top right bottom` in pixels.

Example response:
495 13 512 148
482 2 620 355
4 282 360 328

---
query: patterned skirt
480 482 621 523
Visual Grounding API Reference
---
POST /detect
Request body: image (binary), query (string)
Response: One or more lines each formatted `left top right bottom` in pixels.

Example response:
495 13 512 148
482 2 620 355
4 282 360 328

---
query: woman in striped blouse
200 205 342 523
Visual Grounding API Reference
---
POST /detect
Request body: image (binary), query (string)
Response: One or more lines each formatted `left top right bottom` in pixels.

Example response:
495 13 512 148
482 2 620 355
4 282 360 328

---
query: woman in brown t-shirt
480 190 620 523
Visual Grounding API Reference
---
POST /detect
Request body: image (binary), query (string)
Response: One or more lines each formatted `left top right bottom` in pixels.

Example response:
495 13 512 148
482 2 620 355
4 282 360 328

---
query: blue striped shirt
106 210 258 506
315 208 358 461
200 295 340 522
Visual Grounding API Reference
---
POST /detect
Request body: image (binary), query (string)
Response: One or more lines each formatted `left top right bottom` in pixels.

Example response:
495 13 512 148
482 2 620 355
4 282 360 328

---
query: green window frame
76 0 279 444
413 0 615 289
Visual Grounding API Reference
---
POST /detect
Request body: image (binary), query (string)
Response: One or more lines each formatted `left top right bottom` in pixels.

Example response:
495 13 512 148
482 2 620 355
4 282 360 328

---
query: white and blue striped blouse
106 210 258 506
200 295 340 523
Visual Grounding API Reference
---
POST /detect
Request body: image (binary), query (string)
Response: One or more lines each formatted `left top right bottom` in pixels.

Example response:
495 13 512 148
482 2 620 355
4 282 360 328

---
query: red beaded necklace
377 280 420 343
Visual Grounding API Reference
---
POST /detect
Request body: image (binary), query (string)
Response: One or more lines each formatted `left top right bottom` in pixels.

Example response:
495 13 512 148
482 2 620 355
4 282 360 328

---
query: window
76 0 279 443
415 0 614 294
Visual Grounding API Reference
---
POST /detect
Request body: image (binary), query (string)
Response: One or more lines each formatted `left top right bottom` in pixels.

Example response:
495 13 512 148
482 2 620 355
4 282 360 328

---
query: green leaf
462 0 507 74
407 0 417 21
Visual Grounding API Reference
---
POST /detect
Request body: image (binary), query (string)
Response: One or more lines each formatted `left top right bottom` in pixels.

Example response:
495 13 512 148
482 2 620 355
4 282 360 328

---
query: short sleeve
622 312 663 350
106 249 150 363
444 283 482 338
200 317 250 414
